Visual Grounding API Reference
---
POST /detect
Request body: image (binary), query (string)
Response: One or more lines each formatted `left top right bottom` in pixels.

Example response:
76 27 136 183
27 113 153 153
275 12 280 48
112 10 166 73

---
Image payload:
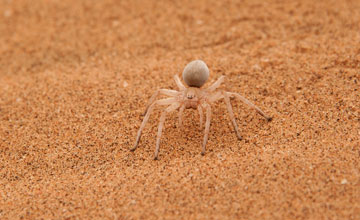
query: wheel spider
131 60 272 160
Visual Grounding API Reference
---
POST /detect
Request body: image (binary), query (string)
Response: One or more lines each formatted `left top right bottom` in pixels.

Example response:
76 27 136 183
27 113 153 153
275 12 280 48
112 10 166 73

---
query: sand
0 0 359 219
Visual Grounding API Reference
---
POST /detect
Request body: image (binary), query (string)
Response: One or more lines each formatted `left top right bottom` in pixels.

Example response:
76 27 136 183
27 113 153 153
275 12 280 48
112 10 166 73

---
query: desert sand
0 0 359 219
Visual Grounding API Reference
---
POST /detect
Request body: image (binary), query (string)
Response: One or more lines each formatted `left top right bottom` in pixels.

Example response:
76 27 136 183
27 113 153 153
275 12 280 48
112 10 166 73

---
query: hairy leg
154 102 181 160
222 92 242 140
143 89 179 116
174 75 186 91
131 98 177 151
206 75 225 92
201 103 212 155
208 91 242 140
197 105 203 129
178 104 185 128
227 92 272 121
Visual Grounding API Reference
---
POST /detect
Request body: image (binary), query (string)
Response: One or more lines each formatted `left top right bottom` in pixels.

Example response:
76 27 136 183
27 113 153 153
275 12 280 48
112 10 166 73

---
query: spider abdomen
182 60 209 88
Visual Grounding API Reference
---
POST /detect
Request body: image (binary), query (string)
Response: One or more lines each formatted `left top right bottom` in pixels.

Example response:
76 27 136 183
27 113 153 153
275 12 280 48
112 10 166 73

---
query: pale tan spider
131 60 272 160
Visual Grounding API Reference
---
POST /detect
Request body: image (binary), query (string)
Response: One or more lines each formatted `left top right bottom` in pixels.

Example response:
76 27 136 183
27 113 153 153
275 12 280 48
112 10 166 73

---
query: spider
131 60 272 160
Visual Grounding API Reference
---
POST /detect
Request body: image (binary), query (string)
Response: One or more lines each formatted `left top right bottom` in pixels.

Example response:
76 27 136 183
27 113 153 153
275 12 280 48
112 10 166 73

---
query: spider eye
187 91 197 99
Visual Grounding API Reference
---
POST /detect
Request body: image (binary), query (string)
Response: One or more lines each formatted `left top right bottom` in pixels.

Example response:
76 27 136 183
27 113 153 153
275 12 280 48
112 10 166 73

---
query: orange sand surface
0 0 359 219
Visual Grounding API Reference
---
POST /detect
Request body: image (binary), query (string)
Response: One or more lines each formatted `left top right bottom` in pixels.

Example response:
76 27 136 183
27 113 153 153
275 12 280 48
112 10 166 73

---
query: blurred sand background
0 0 359 219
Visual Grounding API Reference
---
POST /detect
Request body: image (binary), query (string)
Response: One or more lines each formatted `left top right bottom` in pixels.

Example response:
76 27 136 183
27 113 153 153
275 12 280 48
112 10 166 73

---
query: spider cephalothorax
131 60 272 160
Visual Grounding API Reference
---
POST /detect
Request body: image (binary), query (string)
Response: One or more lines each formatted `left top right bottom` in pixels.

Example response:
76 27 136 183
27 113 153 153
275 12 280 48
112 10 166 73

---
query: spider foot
201 151 205 156
153 156 159 160
266 116 273 122
234 131 243 140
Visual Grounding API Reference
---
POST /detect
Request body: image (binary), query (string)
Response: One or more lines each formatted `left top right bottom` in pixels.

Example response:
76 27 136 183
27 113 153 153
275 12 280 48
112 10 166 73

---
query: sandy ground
0 0 359 219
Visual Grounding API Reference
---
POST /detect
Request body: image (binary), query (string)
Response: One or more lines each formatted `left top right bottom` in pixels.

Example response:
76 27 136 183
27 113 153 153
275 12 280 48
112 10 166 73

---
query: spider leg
178 104 185 128
154 102 181 160
201 103 212 155
227 92 272 121
174 75 186 91
197 105 203 129
222 92 242 140
206 75 225 92
143 89 179 116
131 98 177 152
208 91 242 140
